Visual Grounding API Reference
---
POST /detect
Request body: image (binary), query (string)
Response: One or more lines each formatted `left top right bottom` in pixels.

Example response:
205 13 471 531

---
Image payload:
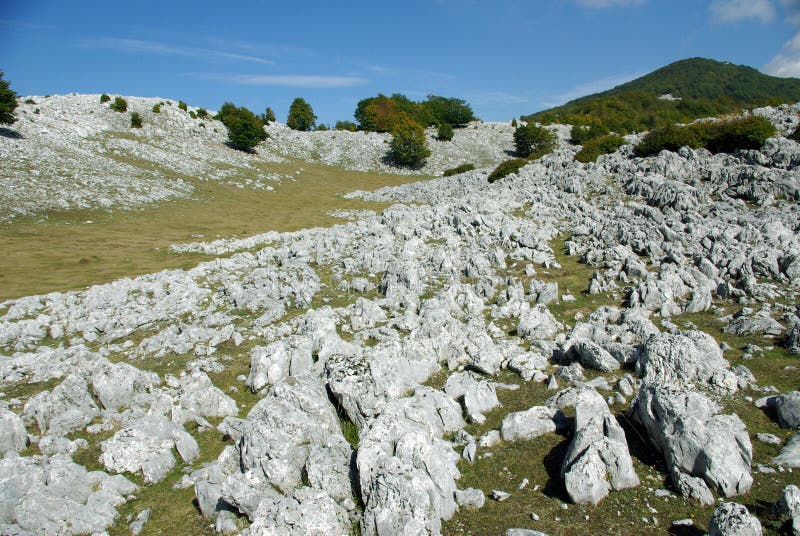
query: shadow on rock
541 423 573 502
0 127 23 139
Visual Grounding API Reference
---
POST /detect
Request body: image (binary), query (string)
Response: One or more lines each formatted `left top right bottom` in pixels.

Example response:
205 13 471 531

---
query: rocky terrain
0 94 515 222
1 98 800 535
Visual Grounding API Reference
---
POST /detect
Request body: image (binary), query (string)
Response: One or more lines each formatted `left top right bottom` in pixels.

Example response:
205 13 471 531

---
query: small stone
492 490 511 501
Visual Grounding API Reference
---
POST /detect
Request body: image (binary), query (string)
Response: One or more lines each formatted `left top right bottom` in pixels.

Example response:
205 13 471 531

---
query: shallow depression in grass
0 159 421 300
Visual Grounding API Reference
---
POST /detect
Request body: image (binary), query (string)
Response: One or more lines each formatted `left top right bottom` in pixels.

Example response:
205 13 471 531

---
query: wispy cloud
765 32 800 76
574 0 644 8
539 72 643 108
189 73 368 88
709 0 776 23
83 37 274 65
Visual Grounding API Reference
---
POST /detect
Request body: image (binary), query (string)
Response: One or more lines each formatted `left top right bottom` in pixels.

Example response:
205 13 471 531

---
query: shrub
698 115 776 154
436 122 454 141
0 72 17 125
195 108 208 119
260 107 276 124
219 103 268 151
130 112 143 128
388 117 430 168
100 93 111 104
570 121 609 145
422 95 475 126
24 98 35 105
189 110 197 119
511 118 518 128
575 134 626 163
635 115 776 156
34 108 40 115
178 100 188 111
443 163 475 177
109 96 128 113
335 120 357 132
514 123 556 159
315 123 329 131
287 97 316 131
152 103 161 113
488 158 527 182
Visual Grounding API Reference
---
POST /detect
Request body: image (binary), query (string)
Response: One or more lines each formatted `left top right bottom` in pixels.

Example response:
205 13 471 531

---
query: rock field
0 94 516 222
1 97 800 535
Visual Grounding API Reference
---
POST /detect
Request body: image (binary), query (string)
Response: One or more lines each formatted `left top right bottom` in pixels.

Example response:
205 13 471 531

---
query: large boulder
517 304 561 340
357 391 462 535
708 502 762 536
551 388 639 504
0 408 29 456
501 406 565 442
444 372 500 424
774 433 800 468
100 414 199 483
635 331 738 393
23 373 100 436
0 454 137 535
630 384 753 498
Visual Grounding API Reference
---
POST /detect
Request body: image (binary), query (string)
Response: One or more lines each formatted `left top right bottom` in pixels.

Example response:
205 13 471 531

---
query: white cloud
765 32 800 76
84 38 274 65
709 0 776 23
191 73 368 88
574 0 644 7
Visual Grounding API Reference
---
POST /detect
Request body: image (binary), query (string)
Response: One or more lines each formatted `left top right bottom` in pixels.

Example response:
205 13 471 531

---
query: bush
196 108 208 119
575 134 626 163
178 100 188 111
0 71 17 125
488 159 527 182
287 97 316 131
260 107 276 124
570 121 610 145
635 115 776 156
422 95 475 126
152 103 161 113
189 110 197 119
24 98 35 105
130 112 143 128
34 108 40 114
109 96 128 113
100 93 110 104
698 115 776 154
514 123 556 158
436 122 454 141
315 123 329 131
388 117 430 168
511 118 518 128
335 120 357 131
443 163 475 177
355 93 475 132
218 103 268 151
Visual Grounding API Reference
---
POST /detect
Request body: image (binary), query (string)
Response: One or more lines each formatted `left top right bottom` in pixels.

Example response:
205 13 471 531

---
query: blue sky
2 0 799 125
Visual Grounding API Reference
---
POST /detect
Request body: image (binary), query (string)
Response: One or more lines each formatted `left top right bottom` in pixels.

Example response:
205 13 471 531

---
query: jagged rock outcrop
630 384 753 499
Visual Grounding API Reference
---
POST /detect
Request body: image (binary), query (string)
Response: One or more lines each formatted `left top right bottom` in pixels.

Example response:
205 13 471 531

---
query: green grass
0 156 420 301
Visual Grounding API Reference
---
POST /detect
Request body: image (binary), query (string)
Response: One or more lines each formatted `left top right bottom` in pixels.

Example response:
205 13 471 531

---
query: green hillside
524 58 800 133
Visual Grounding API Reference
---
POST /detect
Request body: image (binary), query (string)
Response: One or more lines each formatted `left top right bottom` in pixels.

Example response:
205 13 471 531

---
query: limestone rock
708 502 762 536
630 384 753 497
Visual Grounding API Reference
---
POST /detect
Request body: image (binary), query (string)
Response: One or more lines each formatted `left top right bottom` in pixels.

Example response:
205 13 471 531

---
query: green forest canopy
524 58 800 134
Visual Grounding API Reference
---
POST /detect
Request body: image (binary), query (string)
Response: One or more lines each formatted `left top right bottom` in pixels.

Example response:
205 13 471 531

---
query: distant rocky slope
0 94 516 222
0 102 799 534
